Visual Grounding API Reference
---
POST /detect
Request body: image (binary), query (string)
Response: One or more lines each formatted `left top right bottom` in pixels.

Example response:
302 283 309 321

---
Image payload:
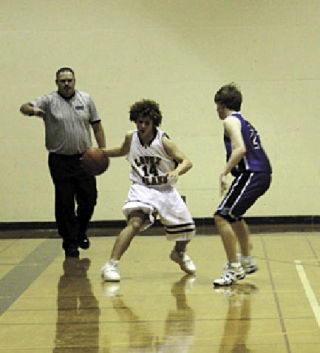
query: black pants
48 153 97 249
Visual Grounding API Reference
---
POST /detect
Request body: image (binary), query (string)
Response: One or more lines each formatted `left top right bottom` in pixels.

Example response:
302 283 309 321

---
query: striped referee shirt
30 90 100 155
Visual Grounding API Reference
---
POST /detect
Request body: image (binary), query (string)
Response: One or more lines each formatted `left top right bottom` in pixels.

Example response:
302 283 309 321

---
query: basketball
81 148 110 176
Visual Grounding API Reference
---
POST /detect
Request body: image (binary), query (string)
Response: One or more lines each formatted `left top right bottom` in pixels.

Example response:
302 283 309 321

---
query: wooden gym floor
0 228 319 353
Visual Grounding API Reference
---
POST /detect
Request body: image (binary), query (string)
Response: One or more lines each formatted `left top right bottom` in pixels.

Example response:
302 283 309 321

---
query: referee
20 67 106 257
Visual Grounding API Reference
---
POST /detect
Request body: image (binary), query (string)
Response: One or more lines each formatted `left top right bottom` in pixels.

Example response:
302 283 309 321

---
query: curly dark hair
214 83 242 111
129 99 162 127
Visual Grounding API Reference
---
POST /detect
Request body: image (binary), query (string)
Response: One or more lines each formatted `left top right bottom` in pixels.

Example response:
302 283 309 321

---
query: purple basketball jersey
224 113 272 176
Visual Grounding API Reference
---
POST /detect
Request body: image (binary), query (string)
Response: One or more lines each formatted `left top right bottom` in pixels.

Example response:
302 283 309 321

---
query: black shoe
65 247 80 258
78 236 90 250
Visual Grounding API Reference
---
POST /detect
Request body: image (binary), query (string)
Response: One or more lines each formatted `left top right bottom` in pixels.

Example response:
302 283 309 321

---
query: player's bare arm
163 136 192 183
222 116 246 176
102 132 132 158
92 121 106 149
219 116 246 195
20 103 45 117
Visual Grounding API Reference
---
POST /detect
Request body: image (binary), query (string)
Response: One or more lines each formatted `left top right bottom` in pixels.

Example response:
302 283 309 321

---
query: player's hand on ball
81 148 110 176
100 148 109 158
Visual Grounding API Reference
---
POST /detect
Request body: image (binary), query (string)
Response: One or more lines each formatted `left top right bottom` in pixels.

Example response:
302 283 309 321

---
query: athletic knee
128 218 143 233
214 210 238 224
214 214 227 225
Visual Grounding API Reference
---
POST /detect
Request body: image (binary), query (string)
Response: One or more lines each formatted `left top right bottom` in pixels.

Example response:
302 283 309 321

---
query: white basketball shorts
122 183 195 241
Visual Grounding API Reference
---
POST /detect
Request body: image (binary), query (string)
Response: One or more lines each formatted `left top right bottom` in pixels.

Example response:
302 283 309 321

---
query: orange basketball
81 148 110 176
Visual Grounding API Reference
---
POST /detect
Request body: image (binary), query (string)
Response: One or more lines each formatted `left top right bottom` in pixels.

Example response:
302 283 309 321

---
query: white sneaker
213 263 245 287
237 253 258 274
170 250 196 275
101 260 120 282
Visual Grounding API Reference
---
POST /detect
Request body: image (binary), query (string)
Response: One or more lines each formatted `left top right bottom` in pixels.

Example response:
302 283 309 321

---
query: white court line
295 260 320 328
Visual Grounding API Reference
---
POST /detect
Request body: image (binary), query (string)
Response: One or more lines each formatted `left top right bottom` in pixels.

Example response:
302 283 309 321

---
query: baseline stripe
295 260 320 328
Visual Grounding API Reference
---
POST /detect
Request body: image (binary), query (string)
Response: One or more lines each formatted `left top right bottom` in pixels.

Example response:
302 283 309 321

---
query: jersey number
142 164 159 177
248 124 261 150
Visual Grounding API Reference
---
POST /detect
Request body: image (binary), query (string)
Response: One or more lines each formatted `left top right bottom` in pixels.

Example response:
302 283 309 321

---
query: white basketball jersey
127 129 175 188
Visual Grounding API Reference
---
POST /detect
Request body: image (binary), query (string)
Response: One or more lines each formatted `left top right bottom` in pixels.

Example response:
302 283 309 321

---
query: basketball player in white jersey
101 99 196 281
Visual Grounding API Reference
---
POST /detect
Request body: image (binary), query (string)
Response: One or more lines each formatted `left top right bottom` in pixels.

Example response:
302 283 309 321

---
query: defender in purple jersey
213 83 272 287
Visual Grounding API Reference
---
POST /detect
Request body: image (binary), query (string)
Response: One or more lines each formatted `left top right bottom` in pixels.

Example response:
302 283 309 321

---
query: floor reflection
53 258 101 353
214 283 258 353
102 274 196 352
160 275 196 352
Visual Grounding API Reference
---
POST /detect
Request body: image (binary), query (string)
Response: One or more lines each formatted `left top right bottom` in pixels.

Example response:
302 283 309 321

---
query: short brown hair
214 83 242 111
